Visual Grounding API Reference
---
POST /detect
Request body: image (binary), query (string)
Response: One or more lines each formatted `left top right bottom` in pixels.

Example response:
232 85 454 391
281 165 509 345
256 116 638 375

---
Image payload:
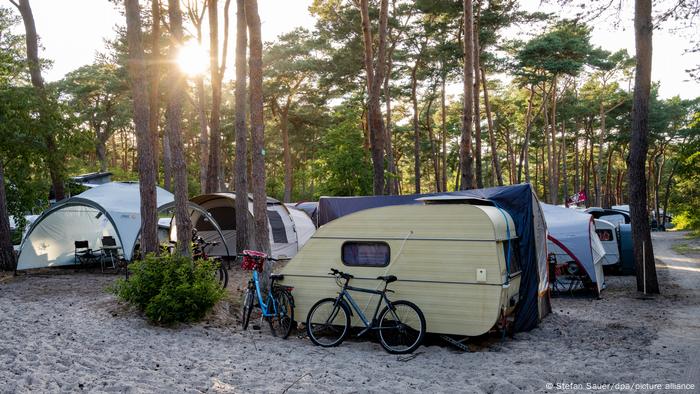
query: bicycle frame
249 270 280 318
336 284 394 335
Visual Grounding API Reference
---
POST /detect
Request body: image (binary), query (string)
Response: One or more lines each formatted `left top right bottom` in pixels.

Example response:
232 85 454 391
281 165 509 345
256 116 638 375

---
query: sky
18 0 700 99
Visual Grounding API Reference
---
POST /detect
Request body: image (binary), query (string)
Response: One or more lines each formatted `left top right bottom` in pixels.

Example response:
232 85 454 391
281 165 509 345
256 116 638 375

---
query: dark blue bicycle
239 250 294 339
306 268 426 354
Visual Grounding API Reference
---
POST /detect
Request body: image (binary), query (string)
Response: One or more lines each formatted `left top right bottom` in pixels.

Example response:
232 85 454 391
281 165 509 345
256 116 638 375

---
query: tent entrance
17 204 121 270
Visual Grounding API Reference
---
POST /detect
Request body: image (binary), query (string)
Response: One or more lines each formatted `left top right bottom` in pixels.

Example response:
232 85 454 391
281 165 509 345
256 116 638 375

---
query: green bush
110 254 225 325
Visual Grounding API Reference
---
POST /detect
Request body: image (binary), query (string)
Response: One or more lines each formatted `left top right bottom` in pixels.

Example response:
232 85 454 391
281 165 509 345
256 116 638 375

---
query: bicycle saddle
376 275 397 283
270 273 284 281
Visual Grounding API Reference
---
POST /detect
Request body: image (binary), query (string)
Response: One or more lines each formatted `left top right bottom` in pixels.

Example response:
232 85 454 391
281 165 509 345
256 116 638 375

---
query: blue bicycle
239 251 294 339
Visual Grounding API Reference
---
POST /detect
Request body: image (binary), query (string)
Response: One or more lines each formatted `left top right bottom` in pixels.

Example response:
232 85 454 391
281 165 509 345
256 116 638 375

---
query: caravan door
594 219 620 266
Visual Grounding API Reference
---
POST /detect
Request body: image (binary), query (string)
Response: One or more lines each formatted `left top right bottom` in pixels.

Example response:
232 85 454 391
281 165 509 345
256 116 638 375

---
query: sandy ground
0 233 698 393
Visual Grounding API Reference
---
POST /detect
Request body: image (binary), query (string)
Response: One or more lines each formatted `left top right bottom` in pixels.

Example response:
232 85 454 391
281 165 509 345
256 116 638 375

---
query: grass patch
672 242 700 255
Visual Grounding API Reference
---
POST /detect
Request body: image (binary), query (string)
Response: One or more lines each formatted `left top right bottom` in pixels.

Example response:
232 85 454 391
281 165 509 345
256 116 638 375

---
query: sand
0 232 698 393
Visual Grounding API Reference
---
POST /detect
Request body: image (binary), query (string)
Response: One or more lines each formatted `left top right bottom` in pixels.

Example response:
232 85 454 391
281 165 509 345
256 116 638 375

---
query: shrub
110 254 225 325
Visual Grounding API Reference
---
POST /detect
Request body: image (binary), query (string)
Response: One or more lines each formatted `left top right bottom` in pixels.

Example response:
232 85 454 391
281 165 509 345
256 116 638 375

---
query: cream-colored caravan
279 203 521 337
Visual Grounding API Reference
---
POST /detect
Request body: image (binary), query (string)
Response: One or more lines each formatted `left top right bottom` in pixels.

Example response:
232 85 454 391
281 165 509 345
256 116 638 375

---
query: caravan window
342 242 390 267
502 239 521 274
596 229 613 241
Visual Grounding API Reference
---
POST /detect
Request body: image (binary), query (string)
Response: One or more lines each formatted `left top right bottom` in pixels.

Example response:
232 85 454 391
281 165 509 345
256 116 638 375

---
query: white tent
287 207 315 246
17 182 174 270
188 193 315 259
541 203 606 294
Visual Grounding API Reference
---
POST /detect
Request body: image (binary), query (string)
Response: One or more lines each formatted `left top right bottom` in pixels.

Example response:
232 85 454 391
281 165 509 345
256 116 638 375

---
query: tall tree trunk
561 123 568 205
14 0 65 201
661 162 676 228
162 130 172 190
503 125 516 185
629 0 658 294
410 60 420 194
473 13 483 189
542 84 552 203
124 0 159 255
459 0 475 190
595 101 606 206
481 69 502 186
359 0 387 195
441 74 447 191
196 76 208 193
425 97 440 192
0 161 15 271
281 106 293 202
605 147 614 208
574 126 580 194
517 85 535 184
206 0 222 193
96 139 108 172
245 0 271 258
654 151 664 226
148 0 161 185
234 0 249 253
384 56 398 195
166 0 193 256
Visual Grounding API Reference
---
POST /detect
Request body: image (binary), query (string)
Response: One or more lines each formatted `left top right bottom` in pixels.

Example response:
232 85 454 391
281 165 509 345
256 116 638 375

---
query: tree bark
165 0 193 256
162 129 172 190
425 97 440 192
459 0 475 190
410 60 420 194
245 0 271 258
187 1 209 194
473 12 483 189
384 55 398 195
125 0 159 255
206 0 222 193
441 74 447 191
359 0 388 195
481 69 502 186
148 0 161 186
234 0 249 253
517 85 535 184
0 161 15 271
14 0 65 201
629 0 658 294
561 123 568 205
280 105 293 202
550 79 559 204
595 101 606 206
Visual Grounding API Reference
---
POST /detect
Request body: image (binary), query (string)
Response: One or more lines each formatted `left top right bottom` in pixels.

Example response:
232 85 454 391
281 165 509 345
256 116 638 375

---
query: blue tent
317 183 550 332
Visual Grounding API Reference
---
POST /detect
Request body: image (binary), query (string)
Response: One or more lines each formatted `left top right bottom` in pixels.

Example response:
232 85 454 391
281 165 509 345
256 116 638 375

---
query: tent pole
642 241 646 295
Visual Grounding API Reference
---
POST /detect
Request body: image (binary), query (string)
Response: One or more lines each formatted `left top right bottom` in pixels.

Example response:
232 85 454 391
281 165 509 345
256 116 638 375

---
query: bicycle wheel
306 298 350 347
217 264 229 289
241 286 255 330
377 300 426 354
272 288 295 339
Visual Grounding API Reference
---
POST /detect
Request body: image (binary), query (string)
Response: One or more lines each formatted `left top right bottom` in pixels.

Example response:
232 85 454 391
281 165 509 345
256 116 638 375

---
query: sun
177 40 208 76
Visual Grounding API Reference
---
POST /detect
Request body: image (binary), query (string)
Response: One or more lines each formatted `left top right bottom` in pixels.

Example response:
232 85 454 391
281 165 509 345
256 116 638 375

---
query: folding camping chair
100 236 123 273
74 240 99 266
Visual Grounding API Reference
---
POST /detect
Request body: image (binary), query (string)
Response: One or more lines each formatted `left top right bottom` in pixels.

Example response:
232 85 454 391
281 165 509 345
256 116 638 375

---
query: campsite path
651 231 700 393
1 234 699 393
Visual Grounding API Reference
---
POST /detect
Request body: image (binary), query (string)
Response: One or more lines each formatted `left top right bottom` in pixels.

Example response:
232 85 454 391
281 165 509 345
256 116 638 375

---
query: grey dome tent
187 193 315 259
17 182 175 269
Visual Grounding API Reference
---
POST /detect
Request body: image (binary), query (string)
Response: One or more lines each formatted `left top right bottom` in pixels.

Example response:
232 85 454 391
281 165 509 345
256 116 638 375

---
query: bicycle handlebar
237 252 279 262
329 268 354 280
